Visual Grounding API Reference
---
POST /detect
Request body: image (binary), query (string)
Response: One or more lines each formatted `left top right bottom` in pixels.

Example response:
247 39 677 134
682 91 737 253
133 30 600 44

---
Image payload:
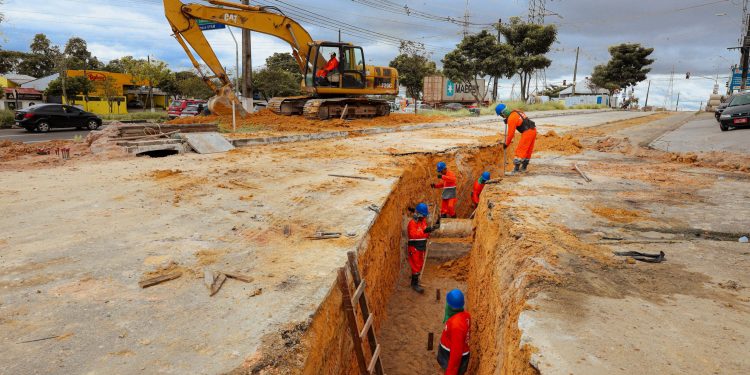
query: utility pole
572 46 579 95
741 15 750 91
241 0 253 112
675 92 680 111
338 29 341 43
462 0 470 38
644 80 651 108
491 18 501 102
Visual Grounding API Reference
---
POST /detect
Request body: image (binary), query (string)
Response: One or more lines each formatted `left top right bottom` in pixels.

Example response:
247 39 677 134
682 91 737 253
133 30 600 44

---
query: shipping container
423 76 487 105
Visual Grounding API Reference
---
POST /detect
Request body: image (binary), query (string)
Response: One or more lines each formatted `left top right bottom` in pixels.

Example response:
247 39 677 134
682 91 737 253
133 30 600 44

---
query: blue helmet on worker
446 289 465 309
481 171 490 181
415 202 429 217
495 103 511 117
437 161 447 173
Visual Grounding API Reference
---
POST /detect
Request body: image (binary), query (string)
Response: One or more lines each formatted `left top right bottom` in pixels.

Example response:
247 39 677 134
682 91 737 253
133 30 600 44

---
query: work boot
411 274 424 294
520 159 530 172
510 159 522 175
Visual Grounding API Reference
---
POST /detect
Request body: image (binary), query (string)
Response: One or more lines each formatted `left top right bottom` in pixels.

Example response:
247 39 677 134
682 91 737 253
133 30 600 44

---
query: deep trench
278 143 541 375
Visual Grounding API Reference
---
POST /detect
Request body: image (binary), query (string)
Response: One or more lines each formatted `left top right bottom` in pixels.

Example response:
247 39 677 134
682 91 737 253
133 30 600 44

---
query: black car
715 94 733 121
718 93 750 131
15 104 102 132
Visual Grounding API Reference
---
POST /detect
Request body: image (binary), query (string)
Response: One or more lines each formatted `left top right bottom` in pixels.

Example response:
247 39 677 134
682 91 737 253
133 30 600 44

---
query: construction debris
224 272 254 283
139 271 183 288
613 250 666 263
210 273 227 296
328 174 376 181
574 163 592 182
307 232 342 240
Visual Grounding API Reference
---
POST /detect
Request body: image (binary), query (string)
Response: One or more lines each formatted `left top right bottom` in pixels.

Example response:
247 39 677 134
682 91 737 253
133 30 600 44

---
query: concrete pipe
709 94 723 101
433 218 473 238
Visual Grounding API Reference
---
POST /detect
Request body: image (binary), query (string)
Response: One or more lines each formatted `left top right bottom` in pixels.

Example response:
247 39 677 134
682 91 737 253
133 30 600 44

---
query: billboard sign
198 19 226 31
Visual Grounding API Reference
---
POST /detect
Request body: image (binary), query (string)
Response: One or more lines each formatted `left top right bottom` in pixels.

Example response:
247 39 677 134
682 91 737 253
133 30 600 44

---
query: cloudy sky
1 0 745 109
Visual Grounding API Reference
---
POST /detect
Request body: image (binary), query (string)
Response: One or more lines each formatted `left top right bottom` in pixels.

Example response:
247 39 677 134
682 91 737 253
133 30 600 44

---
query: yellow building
63 70 170 115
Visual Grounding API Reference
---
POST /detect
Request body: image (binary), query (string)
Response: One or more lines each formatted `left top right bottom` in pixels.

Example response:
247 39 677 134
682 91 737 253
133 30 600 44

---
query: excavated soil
167 109 450 134
0 139 87 164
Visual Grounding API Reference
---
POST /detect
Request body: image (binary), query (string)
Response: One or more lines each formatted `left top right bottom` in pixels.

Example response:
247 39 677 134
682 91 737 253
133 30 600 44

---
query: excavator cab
305 43 366 91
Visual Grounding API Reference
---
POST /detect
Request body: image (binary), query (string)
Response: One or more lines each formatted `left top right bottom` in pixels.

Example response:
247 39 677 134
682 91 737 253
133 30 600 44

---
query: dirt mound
436 255 470 281
592 136 633 153
167 109 449 134
589 205 651 223
535 130 583 155
149 169 183 179
0 139 84 162
669 151 750 172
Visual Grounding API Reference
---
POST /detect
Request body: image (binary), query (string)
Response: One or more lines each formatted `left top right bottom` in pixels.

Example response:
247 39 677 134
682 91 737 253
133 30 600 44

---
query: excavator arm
163 0 316 115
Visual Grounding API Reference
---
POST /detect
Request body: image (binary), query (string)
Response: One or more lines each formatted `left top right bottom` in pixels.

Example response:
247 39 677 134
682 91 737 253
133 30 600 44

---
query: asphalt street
651 113 750 154
0 127 99 143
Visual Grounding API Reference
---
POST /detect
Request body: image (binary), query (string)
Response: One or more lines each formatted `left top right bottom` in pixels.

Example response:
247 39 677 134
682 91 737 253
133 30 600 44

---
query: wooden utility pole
491 18 502 102
644 80 651 108
741 17 750 91
241 0 253 109
572 47 579 95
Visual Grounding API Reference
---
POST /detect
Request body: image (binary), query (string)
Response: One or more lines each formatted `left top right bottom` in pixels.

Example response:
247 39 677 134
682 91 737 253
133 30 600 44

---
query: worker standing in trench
407 203 439 293
471 171 490 209
438 289 471 375
496 103 537 174
431 161 458 218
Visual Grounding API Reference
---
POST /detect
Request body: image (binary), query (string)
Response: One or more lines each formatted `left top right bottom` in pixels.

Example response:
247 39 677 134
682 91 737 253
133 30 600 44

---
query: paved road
0 127 99 143
651 113 750 154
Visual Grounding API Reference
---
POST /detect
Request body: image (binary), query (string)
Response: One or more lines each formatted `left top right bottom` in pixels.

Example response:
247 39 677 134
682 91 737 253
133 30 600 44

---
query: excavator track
268 96 309 116
302 98 391 120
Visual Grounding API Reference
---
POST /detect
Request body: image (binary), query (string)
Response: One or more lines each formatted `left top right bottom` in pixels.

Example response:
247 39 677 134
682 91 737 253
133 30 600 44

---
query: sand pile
167 109 449 133
0 139 85 162
535 130 583 155
669 151 750 172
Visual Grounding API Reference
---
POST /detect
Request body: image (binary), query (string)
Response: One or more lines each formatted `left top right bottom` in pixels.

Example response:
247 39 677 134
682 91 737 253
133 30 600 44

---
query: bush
0 110 15 128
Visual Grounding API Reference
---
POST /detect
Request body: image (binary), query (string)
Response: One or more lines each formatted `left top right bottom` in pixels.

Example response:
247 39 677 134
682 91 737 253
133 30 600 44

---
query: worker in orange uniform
431 161 457 218
437 289 471 375
471 171 490 208
406 203 439 293
315 52 339 85
496 103 537 174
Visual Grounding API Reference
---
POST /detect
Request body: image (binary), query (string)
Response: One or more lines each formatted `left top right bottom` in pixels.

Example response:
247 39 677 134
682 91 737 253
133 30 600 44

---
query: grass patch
0 110 15 128
100 111 169 122
570 104 609 110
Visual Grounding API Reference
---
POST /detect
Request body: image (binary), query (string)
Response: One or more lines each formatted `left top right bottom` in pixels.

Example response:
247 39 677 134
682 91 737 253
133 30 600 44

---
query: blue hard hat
446 289 465 309
437 161 447 172
416 203 429 217
495 103 507 116
481 171 490 181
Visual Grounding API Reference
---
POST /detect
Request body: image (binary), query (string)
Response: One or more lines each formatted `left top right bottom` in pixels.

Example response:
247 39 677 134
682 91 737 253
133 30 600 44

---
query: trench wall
294 143 502 374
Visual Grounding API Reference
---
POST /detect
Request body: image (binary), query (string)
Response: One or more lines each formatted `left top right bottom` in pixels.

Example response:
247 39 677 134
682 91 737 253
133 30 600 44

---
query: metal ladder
337 251 385 375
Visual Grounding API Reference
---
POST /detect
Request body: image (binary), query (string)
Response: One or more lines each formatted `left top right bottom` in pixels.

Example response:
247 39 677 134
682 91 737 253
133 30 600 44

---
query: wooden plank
338 268 368 374
224 272 254 283
210 273 227 296
350 280 366 307
203 269 215 289
138 271 182 288
359 313 374 339
367 344 381 374
328 174 375 181
574 163 592 182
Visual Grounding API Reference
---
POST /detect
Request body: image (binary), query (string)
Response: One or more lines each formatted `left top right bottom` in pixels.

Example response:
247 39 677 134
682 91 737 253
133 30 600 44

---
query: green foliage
252 68 301 99
541 83 571 98
174 71 214 99
497 17 557 101
45 76 93 104
0 109 15 128
389 42 436 101
591 43 654 95
119 56 172 108
265 52 300 77
0 50 28 74
16 34 60 77
102 58 127 73
443 30 513 103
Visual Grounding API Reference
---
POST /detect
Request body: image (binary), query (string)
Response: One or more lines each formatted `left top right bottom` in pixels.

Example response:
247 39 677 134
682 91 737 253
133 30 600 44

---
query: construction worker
431 161 457 218
471 171 490 208
437 289 471 375
406 203 438 293
316 52 339 85
496 103 537 174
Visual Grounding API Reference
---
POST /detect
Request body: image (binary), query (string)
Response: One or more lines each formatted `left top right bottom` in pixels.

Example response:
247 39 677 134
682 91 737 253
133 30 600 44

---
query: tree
541 83 572 98
265 52 301 77
442 30 512 104
0 50 28 74
252 68 300 100
102 58 127 73
64 37 101 70
497 17 557 101
389 42 437 112
174 70 214 99
17 34 60 77
96 75 120 113
46 76 93 105
591 43 654 95
121 56 172 110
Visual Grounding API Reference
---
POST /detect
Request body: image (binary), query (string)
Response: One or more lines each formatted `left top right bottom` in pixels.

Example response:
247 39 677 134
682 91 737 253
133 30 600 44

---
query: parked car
180 104 203 117
14 104 102 132
715 94 733 122
443 103 465 111
718 92 750 131
127 99 145 109
168 99 207 118
403 103 432 113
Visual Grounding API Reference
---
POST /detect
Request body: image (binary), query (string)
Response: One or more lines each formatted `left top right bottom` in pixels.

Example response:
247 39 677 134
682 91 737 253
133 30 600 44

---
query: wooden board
139 271 182 288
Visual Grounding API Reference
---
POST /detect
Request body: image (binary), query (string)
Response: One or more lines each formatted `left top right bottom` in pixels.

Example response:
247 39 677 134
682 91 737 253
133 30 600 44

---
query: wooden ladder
337 251 385 375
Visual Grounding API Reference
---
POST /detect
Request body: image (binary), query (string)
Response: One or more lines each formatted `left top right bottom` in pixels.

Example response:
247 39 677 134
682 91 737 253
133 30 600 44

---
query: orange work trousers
407 246 425 275
515 128 537 159
441 198 457 217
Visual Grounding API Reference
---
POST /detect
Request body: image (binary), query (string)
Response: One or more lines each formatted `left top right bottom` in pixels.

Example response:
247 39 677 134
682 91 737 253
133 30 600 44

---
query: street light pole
228 27 240 96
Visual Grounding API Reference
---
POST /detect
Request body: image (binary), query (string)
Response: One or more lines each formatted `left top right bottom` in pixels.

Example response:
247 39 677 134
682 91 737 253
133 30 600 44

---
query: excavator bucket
208 85 247 117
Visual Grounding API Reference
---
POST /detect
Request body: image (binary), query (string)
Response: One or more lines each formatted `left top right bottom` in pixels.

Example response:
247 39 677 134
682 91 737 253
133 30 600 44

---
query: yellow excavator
163 0 399 119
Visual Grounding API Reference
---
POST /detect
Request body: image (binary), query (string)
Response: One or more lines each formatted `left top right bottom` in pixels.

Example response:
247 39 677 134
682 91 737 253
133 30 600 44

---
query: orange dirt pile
436 255 470 281
0 139 84 162
535 130 583 155
589 205 651 223
148 169 183 179
669 151 750 173
167 109 450 134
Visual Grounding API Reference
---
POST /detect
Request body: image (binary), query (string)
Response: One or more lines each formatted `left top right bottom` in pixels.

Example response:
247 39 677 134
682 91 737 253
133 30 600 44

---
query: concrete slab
183 132 235 154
